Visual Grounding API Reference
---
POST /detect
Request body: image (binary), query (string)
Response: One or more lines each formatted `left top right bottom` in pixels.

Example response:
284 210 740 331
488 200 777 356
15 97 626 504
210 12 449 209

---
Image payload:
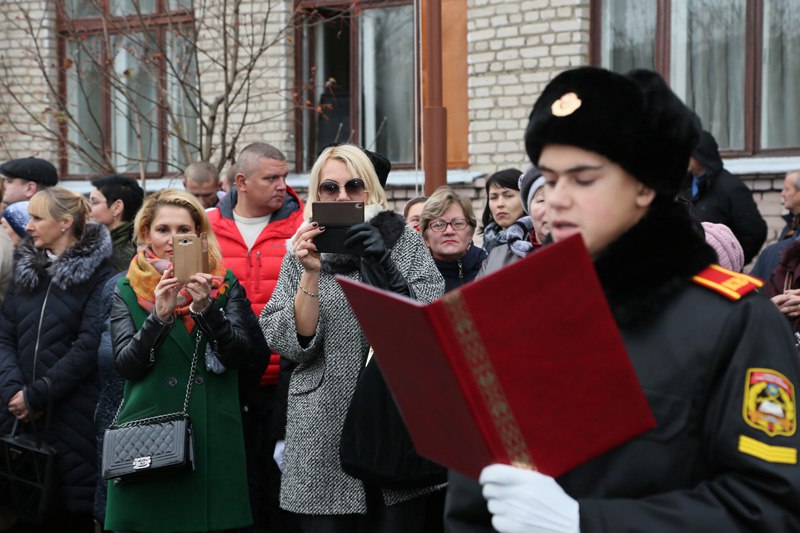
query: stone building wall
193 0 296 166
466 0 590 173
0 0 59 161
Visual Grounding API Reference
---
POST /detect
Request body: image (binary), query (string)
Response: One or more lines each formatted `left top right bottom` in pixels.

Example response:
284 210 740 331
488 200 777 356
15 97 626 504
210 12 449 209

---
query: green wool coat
105 276 251 532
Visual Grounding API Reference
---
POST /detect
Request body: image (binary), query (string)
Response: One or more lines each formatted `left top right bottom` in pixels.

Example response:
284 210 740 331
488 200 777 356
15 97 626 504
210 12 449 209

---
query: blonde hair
304 144 388 220
28 186 91 239
133 189 223 271
419 186 477 236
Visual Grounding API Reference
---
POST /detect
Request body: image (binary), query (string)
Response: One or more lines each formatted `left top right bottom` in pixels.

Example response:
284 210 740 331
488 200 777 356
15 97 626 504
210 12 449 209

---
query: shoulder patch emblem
692 264 763 300
743 368 796 437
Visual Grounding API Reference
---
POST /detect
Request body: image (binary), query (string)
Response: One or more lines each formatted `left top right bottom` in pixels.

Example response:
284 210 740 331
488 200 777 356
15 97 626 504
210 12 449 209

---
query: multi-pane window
593 0 800 156
296 1 416 171
58 0 197 177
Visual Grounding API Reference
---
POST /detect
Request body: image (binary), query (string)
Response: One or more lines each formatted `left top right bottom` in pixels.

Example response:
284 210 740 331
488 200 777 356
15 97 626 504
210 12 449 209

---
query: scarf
482 221 508 255
505 216 535 258
126 248 228 332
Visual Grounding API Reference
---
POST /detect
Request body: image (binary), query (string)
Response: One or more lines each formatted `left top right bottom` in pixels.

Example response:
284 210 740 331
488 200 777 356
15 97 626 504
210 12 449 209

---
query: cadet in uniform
445 67 800 532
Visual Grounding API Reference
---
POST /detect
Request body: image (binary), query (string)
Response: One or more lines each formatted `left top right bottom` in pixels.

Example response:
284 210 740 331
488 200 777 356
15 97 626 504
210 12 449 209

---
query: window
57 0 197 177
592 0 800 156
296 2 416 170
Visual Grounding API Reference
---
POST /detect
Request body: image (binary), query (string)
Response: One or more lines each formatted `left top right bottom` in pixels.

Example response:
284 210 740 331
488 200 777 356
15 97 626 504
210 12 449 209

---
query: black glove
345 223 414 298
344 223 387 259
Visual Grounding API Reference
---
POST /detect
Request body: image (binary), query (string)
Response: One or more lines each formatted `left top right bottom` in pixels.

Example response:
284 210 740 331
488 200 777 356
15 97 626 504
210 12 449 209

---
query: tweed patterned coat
261 212 444 515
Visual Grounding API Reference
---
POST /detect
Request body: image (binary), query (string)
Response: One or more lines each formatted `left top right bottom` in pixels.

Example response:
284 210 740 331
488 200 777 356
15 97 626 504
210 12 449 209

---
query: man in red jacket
208 142 304 532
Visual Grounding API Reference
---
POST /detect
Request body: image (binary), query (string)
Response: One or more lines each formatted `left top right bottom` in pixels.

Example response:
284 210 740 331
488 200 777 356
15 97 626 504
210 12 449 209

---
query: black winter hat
363 149 391 188
0 157 58 187
691 130 723 173
525 67 701 198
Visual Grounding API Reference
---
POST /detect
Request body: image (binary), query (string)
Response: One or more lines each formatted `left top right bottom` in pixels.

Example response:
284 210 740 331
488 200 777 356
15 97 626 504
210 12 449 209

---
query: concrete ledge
724 156 800 176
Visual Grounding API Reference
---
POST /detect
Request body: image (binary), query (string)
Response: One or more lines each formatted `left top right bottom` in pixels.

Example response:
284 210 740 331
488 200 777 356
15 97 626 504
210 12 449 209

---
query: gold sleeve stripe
738 435 797 464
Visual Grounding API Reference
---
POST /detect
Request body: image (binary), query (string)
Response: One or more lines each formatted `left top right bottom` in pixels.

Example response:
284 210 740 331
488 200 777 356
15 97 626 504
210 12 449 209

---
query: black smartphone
312 201 365 254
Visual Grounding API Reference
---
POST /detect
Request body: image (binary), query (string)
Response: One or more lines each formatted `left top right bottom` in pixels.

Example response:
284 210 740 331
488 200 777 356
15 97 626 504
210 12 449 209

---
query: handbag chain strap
110 329 202 429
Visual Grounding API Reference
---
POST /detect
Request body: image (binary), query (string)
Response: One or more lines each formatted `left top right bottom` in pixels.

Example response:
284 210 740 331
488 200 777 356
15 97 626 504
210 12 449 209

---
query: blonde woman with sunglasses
261 144 446 532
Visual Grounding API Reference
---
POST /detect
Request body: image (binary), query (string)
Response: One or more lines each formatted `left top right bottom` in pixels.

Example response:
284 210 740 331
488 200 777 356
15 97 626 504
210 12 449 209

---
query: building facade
0 0 797 243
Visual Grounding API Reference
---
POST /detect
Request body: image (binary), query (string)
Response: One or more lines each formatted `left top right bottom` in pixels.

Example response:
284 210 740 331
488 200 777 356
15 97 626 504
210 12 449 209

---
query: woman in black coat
0 187 115 532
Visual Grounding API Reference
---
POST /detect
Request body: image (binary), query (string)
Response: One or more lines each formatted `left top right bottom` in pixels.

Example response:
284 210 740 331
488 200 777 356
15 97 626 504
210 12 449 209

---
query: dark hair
481 168 522 228
90 174 145 222
403 196 428 219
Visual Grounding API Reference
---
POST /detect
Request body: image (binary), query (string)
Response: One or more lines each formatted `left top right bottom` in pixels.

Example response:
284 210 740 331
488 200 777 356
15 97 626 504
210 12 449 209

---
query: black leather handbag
339 356 447 489
102 332 201 485
0 379 56 524
0 417 56 523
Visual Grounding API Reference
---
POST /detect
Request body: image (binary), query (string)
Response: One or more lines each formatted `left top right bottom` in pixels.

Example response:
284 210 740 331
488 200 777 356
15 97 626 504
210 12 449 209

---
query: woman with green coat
105 189 264 532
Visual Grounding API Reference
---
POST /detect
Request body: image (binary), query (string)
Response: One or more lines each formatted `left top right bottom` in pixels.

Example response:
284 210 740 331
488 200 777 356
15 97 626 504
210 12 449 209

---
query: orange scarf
126 248 228 332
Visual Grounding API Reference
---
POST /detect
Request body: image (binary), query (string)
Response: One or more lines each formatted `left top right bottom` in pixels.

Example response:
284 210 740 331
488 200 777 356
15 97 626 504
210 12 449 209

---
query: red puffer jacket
208 186 305 384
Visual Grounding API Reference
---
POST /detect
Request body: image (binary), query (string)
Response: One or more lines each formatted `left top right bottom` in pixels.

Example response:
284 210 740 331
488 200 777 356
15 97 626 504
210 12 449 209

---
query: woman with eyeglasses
261 144 445 532
419 187 487 292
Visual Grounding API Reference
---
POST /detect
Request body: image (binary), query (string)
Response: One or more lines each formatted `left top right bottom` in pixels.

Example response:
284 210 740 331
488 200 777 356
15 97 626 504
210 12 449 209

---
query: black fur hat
525 67 701 198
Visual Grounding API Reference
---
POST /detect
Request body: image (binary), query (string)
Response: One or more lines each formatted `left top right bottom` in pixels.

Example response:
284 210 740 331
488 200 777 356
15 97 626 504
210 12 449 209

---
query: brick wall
466 0 590 173
194 0 296 166
0 0 59 161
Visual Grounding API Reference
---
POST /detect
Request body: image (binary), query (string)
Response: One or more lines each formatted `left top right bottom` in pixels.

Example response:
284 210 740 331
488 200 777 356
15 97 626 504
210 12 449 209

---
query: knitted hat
518 166 545 215
525 67 701 199
0 157 58 187
702 222 744 273
2 201 31 238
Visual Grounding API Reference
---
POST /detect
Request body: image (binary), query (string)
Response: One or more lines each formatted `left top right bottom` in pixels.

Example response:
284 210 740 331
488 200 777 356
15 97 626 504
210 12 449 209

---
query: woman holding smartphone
261 144 445 531
105 189 264 532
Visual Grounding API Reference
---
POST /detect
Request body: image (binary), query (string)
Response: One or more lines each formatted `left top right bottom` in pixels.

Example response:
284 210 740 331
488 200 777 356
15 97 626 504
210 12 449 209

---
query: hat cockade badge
551 92 581 117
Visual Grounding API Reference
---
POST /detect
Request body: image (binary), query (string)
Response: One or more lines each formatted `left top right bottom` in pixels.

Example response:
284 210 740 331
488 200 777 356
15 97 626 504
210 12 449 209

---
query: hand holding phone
311 201 365 254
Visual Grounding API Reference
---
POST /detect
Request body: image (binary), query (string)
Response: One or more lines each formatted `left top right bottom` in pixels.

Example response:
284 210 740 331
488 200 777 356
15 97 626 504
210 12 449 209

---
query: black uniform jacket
445 201 800 532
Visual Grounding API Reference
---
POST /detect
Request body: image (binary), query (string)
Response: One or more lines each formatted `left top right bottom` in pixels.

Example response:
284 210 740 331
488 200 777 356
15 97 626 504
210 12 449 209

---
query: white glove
480 464 580 533
273 440 286 473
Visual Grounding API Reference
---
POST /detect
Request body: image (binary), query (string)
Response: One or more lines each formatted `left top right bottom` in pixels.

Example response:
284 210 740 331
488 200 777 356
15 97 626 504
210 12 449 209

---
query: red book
337 235 655 480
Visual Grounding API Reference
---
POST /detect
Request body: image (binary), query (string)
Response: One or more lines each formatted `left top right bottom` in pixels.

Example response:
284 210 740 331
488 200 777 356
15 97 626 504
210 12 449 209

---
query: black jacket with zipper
0 223 115 515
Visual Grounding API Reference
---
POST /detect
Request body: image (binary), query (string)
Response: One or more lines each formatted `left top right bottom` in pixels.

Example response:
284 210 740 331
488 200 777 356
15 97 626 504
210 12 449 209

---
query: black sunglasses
318 178 368 198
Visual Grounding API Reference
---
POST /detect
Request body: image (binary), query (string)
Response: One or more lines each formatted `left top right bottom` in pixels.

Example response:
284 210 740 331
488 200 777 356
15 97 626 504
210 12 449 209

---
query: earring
61 228 66 234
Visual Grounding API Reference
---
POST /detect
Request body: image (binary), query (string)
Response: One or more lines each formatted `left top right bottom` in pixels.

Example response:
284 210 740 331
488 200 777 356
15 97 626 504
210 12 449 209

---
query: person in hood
0 187 115 531
678 130 767 264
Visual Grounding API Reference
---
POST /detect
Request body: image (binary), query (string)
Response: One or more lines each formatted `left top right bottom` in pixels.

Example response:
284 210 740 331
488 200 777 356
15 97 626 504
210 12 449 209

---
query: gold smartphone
172 233 210 282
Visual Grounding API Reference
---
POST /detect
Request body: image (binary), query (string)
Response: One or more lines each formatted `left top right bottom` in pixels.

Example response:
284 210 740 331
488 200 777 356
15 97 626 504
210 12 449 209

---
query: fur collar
14 222 113 292
594 200 717 328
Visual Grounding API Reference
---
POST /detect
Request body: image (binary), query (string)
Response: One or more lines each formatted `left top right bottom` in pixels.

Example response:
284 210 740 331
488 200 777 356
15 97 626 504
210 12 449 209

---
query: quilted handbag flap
102 416 194 482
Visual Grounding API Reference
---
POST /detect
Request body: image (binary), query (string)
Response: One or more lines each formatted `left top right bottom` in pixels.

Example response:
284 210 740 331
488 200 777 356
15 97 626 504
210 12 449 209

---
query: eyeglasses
428 218 469 232
318 178 368 199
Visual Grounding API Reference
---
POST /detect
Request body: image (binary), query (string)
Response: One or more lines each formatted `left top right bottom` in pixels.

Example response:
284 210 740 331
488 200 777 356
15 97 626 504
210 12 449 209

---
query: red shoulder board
692 264 763 301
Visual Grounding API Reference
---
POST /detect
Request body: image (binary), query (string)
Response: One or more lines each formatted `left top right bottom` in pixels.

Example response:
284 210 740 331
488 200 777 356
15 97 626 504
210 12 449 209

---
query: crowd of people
0 64 799 533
